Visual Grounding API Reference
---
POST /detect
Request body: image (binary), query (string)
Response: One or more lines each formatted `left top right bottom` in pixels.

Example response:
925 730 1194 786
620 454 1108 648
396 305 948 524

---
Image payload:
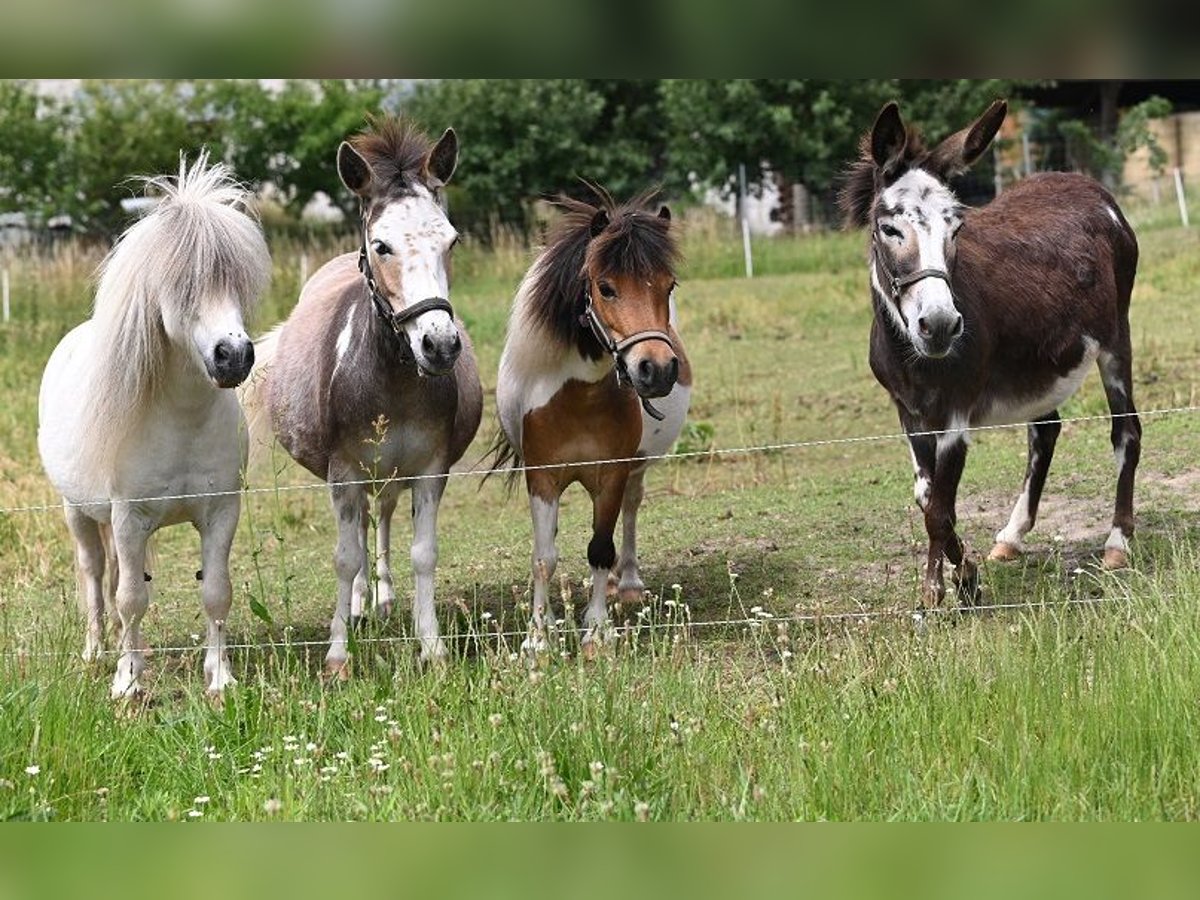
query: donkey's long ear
871 102 908 172
337 142 374 197
425 128 459 188
658 205 671 223
927 100 1008 179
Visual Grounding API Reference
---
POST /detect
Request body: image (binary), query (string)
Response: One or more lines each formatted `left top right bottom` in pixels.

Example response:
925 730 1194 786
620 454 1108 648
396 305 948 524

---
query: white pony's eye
372 239 393 257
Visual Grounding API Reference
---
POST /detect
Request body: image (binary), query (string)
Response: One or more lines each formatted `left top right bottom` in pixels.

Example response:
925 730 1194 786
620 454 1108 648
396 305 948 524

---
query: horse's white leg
527 493 560 646
582 471 626 647
374 484 400 620
198 498 240 695
410 476 447 664
615 468 647 603
110 510 151 699
349 501 369 625
327 482 367 678
64 505 106 662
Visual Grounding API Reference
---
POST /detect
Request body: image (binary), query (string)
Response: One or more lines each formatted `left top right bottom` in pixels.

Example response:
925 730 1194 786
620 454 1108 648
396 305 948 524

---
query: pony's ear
337 142 374 197
871 101 908 172
927 99 1008 179
658 205 671 222
590 208 610 237
425 128 459 188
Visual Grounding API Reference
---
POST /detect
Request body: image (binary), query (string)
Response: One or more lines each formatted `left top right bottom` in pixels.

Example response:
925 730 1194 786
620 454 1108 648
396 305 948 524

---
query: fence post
2 268 9 324
1022 132 1032 177
738 163 753 279
299 253 309 286
1173 167 1189 227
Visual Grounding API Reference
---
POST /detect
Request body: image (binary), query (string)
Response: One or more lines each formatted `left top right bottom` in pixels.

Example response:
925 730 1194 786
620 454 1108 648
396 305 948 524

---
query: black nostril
422 334 435 355
952 316 964 337
918 317 931 337
666 357 679 381
450 333 462 353
638 359 654 381
214 340 232 365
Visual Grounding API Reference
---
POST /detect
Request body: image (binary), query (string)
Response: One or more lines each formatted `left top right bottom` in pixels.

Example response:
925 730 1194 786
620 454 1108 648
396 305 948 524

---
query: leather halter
358 206 455 360
580 292 675 421
871 233 956 306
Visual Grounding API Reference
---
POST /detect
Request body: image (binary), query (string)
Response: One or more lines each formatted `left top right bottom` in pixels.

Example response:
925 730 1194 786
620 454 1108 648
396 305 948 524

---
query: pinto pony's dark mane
837 127 931 229
348 116 436 198
526 186 679 360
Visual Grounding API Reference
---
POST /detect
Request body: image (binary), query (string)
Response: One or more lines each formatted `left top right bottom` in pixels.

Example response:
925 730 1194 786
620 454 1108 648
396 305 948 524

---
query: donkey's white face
162 291 255 389
366 186 461 372
873 169 964 358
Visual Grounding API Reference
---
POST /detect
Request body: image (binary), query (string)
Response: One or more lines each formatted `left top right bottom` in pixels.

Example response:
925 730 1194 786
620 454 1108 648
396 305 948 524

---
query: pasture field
1 205 1199 821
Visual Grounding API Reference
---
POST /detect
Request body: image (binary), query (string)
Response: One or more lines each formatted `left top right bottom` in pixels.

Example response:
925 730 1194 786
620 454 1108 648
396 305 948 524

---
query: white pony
38 153 271 698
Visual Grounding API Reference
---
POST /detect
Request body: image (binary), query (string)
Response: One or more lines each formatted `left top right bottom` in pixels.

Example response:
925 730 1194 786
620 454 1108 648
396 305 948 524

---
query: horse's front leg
64 505 107 662
583 462 630 648
110 508 152 699
922 424 976 607
197 497 240 695
410 474 448 665
613 467 647 604
524 472 561 653
326 481 367 679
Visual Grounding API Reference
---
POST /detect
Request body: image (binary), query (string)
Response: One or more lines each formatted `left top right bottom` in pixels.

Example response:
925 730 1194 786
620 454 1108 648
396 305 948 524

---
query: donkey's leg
410 475 448 664
906 430 936 513
922 425 973 606
614 467 648 604
109 510 152 699
1098 348 1142 569
990 411 1062 561
197 497 240 695
374 482 401 620
583 464 630 647
326 481 367 679
65 505 106 662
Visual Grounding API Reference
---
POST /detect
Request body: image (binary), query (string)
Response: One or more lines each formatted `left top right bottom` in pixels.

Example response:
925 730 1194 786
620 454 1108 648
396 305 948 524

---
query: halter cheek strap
871 234 957 321
580 295 675 421
358 208 455 358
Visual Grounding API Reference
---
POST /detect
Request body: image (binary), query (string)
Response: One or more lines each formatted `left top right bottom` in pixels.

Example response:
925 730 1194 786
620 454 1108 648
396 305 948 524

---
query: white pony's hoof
205 666 238 695
110 673 143 700
419 639 449 668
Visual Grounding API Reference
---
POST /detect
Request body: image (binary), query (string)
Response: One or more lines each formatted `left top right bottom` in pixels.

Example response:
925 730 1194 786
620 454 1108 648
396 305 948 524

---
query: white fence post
1173 167 1190 227
299 253 309 286
738 163 753 279
2 268 9 324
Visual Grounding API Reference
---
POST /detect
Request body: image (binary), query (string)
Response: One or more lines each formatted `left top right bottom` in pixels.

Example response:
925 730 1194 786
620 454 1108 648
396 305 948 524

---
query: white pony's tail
238 326 282 476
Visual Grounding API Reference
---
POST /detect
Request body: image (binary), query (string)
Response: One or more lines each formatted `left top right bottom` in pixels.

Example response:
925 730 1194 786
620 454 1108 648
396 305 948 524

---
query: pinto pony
245 118 482 676
38 154 271 698
492 188 691 647
840 100 1141 606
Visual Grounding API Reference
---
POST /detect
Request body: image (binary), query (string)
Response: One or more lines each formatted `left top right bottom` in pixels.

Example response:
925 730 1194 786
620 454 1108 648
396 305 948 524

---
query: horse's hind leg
65 505 106 662
373 483 401 620
990 412 1062 561
198 498 240 695
613 467 647 604
1098 347 1141 569
327 481 368 678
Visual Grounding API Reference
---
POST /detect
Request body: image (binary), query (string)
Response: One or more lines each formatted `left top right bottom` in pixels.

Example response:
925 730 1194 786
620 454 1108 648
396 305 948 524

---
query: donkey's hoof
323 659 352 682
954 560 982 606
987 542 1021 562
1102 547 1130 570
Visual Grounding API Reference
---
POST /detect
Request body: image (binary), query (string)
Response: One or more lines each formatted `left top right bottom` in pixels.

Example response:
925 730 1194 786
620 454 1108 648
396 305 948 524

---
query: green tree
0 81 69 220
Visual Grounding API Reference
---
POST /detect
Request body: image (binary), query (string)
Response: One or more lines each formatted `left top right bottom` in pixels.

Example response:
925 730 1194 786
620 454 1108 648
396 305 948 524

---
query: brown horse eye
598 282 617 300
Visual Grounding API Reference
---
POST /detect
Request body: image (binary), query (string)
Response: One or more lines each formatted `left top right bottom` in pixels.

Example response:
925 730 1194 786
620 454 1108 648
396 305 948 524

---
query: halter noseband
580 292 674 422
358 206 455 360
871 233 957 314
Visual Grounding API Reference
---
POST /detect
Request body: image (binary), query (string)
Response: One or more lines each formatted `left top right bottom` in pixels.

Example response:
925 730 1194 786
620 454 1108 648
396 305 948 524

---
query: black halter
358 207 455 359
871 233 956 309
579 292 675 421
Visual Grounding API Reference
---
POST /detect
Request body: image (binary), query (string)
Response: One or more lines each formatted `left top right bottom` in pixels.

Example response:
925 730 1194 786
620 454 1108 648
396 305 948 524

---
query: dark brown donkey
840 100 1141 606
246 118 482 675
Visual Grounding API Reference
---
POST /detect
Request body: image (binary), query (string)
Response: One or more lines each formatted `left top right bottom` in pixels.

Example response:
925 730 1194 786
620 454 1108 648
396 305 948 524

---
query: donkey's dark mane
526 186 679 360
838 128 931 229
349 116 435 198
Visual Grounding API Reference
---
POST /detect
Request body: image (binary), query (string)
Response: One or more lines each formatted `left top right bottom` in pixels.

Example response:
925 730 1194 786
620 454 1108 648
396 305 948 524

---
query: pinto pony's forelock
524 186 680 360
82 152 271 485
348 117 437 200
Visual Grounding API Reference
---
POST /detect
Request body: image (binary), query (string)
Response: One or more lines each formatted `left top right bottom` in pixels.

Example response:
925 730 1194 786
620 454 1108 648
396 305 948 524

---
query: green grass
1 206 1199 820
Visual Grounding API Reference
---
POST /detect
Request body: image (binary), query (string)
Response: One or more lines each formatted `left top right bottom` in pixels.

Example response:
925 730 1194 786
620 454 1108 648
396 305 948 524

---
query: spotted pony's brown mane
526 185 680 360
348 117 437 199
